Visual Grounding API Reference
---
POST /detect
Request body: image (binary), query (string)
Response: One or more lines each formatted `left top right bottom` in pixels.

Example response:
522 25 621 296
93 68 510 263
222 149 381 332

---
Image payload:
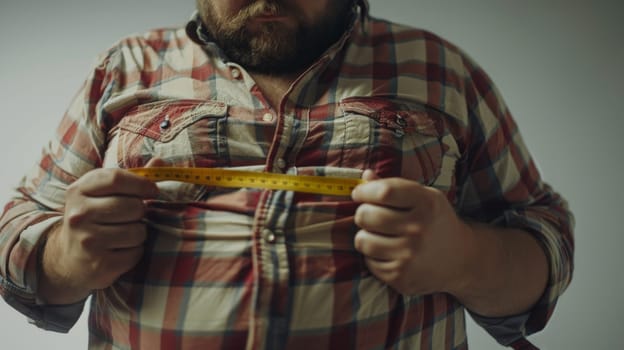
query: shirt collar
358 0 370 24
185 12 230 61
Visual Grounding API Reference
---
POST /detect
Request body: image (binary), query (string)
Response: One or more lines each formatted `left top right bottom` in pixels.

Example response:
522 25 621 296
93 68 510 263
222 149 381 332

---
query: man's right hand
39 168 159 305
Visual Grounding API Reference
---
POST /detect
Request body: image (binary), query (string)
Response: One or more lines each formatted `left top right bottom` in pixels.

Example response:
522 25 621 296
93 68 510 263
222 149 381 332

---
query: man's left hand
351 170 476 297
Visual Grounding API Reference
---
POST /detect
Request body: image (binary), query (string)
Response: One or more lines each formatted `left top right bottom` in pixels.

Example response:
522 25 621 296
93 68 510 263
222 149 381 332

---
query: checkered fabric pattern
0 1 573 349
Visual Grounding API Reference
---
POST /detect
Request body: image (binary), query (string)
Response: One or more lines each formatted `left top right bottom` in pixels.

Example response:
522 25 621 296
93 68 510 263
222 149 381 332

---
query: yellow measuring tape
129 167 363 196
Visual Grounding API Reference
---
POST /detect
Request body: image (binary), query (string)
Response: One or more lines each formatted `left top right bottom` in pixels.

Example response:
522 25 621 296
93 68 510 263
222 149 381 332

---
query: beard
197 0 353 75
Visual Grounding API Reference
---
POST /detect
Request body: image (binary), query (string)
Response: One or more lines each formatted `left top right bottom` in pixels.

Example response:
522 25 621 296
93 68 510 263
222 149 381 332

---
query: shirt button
393 128 405 138
263 229 276 244
276 158 286 170
262 112 274 122
160 116 171 130
395 114 407 127
231 68 242 79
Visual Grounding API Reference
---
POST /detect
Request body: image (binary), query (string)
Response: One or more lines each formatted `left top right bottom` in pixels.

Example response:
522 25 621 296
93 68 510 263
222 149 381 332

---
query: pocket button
395 114 407 127
393 128 405 138
160 116 171 130
263 229 276 244
262 113 274 122
276 158 286 170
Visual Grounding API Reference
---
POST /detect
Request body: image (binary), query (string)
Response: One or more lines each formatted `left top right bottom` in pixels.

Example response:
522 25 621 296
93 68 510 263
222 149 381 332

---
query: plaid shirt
0 1 573 349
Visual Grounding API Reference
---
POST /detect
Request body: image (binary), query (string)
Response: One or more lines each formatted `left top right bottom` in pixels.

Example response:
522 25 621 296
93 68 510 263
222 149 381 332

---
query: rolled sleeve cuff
469 309 531 346
1 215 87 332
1 276 87 333
28 299 88 333
498 209 572 331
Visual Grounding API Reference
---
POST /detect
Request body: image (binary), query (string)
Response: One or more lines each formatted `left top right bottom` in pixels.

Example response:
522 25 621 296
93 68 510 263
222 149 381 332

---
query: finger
361 169 380 181
363 257 401 283
68 196 147 225
354 230 405 261
77 168 159 198
102 223 147 250
355 203 422 236
364 257 399 273
352 177 434 210
81 223 148 251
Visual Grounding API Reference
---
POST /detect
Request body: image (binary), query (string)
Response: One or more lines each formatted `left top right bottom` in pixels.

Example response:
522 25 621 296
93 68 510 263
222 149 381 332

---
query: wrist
38 223 91 305
447 222 507 314
448 222 548 317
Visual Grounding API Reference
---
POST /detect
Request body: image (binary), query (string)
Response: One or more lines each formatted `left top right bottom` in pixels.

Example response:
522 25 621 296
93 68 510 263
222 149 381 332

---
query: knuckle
105 168 125 187
403 222 422 236
376 182 396 203
97 168 125 188
354 205 369 227
426 187 445 209
355 203 376 230
353 231 366 252
65 206 88 226
66 182 81 197
78 234 98 251
87 257 105 275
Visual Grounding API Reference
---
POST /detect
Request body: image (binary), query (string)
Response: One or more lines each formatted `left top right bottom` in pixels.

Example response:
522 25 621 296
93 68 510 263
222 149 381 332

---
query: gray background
0 0 622 349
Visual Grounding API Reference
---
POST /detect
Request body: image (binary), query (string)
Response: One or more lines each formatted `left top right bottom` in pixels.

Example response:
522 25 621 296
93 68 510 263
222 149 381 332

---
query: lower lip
252 16 290 22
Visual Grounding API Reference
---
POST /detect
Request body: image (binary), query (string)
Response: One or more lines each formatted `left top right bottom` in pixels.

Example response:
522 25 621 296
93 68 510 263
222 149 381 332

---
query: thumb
352 169 380 202
134 158 166 199
361 169 380 181
144 157 168 168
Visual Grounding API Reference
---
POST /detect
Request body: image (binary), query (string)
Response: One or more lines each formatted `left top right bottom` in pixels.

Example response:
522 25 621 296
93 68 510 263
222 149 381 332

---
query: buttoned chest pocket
339 97 446 185
115 99 229 169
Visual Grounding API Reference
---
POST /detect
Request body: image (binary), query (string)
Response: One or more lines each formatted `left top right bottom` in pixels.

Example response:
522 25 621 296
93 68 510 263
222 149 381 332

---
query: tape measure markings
128 167 363 196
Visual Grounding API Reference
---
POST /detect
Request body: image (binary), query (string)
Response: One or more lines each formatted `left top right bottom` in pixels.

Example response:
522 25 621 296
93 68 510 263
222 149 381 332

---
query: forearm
453 222 549 317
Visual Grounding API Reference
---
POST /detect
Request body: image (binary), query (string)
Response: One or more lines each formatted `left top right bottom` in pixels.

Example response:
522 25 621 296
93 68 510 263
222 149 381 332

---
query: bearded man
0 1 573 349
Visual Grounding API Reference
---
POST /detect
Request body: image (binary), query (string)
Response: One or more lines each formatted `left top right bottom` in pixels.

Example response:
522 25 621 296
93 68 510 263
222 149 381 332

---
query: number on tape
128 167 363 196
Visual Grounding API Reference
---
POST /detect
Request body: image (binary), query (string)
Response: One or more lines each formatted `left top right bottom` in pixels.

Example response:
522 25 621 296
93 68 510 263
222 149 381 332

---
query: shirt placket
247 101 300 350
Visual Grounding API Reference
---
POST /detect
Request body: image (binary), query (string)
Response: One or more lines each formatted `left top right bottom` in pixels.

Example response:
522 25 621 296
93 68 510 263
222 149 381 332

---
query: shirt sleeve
455 54 575 346
0 47 119 332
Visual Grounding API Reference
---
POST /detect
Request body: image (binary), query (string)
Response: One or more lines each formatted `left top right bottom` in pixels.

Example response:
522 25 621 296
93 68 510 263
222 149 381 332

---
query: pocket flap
340 97 441 137
118 99 228 142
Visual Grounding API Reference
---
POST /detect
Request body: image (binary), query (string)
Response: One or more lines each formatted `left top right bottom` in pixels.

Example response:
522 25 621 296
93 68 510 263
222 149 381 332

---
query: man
0 0 573 349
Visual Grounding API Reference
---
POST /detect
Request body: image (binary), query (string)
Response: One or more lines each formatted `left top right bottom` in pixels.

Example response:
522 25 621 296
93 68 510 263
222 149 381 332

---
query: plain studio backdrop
0 0 622 349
